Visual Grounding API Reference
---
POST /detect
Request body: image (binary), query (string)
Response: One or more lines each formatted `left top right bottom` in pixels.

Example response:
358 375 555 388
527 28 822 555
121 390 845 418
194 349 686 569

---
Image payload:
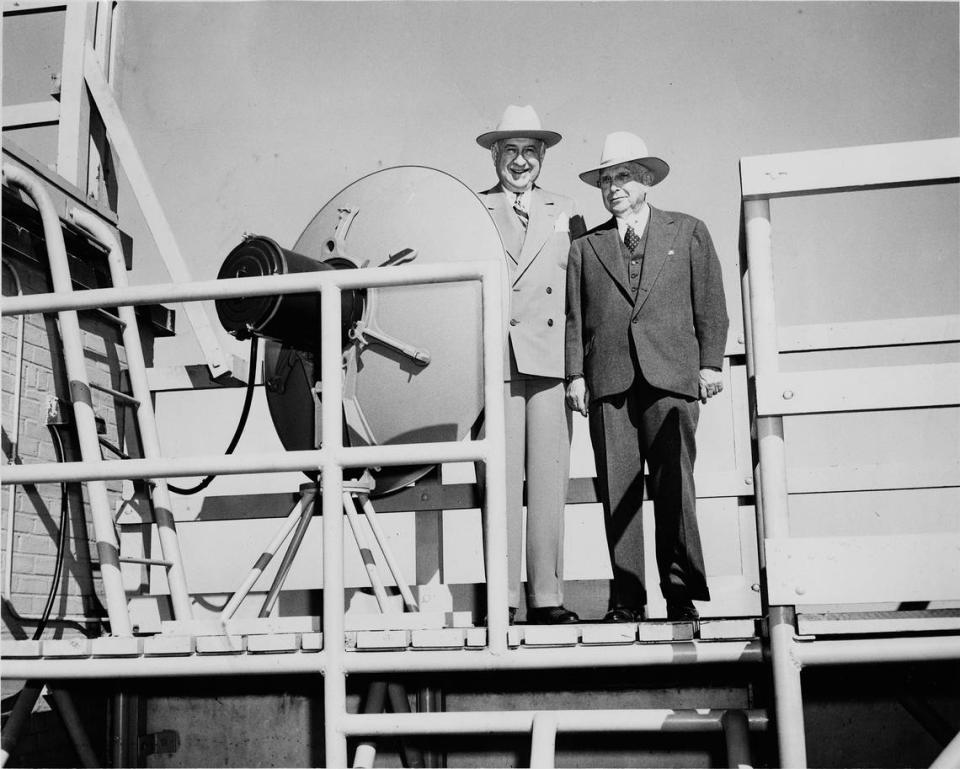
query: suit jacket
565 206 728 400
480 185 582 379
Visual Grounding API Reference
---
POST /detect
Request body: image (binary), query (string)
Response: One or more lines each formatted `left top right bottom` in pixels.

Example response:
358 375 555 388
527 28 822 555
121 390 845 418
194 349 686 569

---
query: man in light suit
565 132 728 622
477 105 584 624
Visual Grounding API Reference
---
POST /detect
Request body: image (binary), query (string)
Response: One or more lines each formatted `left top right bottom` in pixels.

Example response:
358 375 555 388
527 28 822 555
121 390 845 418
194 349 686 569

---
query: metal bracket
139 729 180 757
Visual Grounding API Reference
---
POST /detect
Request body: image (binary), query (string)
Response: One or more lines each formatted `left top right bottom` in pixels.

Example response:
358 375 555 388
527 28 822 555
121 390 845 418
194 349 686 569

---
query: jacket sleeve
565 238 585 378
690 218 729 370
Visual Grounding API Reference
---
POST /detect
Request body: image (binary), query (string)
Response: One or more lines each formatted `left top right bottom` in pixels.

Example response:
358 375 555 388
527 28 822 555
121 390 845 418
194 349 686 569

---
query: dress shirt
615 201 650 241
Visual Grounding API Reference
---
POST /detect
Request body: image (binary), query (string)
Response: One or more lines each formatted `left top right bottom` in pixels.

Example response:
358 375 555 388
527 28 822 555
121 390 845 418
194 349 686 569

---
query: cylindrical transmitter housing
215 235 363 352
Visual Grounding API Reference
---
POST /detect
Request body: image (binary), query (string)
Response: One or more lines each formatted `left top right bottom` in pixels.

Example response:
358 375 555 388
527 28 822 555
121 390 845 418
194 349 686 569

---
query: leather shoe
527 606 580 625
603 607 641 623
666 599 699 621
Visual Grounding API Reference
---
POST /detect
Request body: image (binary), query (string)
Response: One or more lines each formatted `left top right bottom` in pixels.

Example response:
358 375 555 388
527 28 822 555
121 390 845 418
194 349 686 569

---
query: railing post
529 712 557 769
480 263 509 654
321 282 348 769
743 197 807 767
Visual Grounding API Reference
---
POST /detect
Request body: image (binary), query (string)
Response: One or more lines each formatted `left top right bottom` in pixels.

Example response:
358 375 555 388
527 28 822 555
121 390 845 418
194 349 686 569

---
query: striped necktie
513 194 529 229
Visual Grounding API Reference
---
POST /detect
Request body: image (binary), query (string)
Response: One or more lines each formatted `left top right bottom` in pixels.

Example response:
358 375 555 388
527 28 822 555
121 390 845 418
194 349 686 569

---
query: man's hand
698 367 724 404
566 376 589 416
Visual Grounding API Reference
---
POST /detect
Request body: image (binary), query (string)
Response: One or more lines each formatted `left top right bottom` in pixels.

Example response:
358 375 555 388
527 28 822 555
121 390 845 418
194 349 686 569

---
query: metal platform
797 608 960 637
2 618 758 661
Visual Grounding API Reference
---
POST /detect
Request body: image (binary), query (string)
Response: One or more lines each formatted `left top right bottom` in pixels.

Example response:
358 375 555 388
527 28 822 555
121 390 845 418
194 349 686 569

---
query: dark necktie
624 224 641 253
513 194 529 230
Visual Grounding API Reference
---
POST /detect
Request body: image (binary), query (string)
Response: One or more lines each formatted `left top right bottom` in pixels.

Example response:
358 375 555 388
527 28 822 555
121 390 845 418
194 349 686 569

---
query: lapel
588 218 632 300
633 206 679 316
483 186 525 270
514 187 556 283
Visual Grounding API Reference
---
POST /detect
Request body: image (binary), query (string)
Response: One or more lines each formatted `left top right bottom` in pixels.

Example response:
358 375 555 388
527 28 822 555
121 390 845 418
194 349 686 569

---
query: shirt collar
501 185 532 211
615 202 650 238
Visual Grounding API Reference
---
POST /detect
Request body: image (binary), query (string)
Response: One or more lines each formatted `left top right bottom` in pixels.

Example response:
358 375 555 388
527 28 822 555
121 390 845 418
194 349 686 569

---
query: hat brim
476 129 562 149
579 157 670 187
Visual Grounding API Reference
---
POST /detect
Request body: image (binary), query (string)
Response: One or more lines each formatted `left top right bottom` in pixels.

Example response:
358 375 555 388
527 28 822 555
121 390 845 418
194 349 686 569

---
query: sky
5 1 958 366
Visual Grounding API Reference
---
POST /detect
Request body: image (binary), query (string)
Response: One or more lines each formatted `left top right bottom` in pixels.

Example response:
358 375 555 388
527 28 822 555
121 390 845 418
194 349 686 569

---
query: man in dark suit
565 131 728 622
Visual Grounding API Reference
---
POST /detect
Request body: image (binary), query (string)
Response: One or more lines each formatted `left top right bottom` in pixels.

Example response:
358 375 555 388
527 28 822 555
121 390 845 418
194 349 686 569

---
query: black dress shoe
603 607 641 623
666 599 699 621
527 606 580 624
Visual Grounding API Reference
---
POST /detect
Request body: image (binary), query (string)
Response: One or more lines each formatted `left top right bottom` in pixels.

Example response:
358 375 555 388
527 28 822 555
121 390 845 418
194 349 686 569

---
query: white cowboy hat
476 104 562 149
579 131 669 187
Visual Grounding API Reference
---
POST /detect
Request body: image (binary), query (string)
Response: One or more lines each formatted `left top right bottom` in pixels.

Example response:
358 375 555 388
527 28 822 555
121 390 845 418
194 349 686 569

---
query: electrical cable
32 425 72 641
168 336 260 495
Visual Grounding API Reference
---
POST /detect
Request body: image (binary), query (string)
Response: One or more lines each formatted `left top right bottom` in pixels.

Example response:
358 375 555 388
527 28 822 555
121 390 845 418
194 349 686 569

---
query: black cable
169 336 260 495
32 425 71 641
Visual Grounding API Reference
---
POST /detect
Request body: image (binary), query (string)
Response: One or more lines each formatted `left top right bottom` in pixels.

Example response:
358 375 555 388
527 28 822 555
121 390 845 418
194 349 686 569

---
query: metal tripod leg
259 484 318 617
220 490 315 621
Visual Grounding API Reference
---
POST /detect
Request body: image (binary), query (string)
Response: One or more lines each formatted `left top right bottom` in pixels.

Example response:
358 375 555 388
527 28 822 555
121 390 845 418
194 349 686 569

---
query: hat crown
493 104 546 134
578 131 669 187
476 105 562 149
598 131 651 167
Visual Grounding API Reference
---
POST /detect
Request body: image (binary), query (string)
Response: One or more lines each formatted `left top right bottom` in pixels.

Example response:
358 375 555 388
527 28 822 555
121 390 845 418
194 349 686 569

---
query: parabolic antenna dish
262 166 507 495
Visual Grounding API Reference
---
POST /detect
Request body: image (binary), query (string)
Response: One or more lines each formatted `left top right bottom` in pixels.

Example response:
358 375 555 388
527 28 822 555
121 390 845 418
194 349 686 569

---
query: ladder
2 162 194 633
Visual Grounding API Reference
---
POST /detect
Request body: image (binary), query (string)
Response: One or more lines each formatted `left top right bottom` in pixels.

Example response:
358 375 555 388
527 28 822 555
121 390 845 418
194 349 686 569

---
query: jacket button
547 319 554 327
510 319 518 326
546 286 552 294
632 318 638 324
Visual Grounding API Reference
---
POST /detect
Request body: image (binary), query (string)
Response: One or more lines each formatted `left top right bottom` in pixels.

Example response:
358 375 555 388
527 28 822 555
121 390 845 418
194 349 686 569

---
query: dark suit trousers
588 377 710 609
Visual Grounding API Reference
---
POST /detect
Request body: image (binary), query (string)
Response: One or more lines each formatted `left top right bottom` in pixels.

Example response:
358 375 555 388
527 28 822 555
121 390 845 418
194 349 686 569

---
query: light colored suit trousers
480 185 577 608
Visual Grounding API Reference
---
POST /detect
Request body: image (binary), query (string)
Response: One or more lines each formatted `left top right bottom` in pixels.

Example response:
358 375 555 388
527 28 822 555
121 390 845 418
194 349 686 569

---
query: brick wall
2 250 132 641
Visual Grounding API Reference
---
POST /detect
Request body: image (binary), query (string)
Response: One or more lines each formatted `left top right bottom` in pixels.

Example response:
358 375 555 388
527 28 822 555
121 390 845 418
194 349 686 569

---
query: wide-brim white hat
579 131 669 187
476 104 562 149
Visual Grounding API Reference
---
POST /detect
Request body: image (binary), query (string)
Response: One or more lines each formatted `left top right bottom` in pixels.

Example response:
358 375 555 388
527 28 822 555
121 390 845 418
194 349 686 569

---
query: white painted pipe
220 497 309 620
769 606 807 767
359 495 418 612
68 206 193 620
2 440 490 486
794 636 960 666
339 708 771 736
2 163 131 636
321 282 349 769
529 712 557 768
0 261 499 316
480 262 510 652
744 197 806 768
2 640 764 680
743 199 790 542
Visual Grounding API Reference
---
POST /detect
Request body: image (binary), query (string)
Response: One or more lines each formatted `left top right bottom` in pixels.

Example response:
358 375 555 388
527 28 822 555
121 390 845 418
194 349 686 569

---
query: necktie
624 224 641 253
513 194 529 229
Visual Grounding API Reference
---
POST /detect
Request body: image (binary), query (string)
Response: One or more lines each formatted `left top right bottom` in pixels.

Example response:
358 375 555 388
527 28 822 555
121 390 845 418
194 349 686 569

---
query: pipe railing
0 207 509 767
2 163 132 636
740 138 960 769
